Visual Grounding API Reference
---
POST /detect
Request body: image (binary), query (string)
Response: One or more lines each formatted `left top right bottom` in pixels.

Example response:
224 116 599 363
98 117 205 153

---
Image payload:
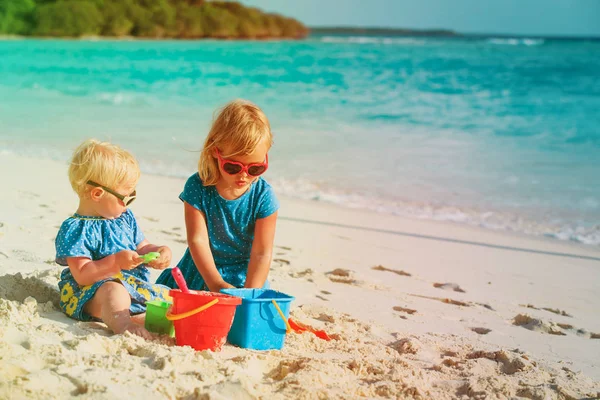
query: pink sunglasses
215 148 269 177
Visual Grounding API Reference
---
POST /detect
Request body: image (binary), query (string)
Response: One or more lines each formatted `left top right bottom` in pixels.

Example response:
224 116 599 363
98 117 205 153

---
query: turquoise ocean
1 35 599 245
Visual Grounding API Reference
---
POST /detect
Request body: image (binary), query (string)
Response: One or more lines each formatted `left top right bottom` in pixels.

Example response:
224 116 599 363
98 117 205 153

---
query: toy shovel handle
271 300 292 333
171 267 190 293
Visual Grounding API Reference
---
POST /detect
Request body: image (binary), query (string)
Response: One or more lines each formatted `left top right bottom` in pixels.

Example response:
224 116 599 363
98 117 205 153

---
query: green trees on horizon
0 0 309 39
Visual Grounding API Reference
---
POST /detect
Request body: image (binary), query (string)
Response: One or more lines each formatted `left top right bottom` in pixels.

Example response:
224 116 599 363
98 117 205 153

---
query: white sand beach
1 152 599 399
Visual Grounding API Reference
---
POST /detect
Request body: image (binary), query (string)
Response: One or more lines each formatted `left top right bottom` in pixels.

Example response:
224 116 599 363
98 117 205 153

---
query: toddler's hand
115 250 143 270
148 246 172 270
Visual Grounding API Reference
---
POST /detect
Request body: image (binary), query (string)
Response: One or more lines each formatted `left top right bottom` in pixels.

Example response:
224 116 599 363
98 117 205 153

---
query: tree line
0 0 309 39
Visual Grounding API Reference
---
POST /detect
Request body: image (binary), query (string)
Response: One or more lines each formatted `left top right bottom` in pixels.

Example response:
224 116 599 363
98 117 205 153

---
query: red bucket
167 289 242 351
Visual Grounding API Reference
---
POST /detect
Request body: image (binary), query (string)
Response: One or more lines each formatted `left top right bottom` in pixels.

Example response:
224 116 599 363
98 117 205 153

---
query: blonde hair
68 139 140 197
199 99 273 186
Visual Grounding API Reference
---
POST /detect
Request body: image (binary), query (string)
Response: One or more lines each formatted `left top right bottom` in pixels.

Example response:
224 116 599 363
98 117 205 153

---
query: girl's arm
184 202 233 292
245 211 278 288
66 250 142 287
137 239 172 270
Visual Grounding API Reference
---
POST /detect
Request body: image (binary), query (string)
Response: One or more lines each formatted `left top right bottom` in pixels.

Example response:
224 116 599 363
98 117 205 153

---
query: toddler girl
56 139 172 338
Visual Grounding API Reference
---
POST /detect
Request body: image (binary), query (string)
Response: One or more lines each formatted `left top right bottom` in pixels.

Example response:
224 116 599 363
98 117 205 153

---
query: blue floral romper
55 209 171 321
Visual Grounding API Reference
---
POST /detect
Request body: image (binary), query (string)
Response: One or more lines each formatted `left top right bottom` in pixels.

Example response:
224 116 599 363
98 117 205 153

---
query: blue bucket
220 288 294 350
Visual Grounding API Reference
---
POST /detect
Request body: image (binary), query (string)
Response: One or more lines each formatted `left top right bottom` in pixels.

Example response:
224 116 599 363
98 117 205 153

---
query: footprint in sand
20 191 40 199
326 268 357 285
514 314 600 340
371 265 411 277
512 314 566 336
314 312 335 323
434 349 533 375
268 359 307 381
274 245 292 258
288 268 312 278
408 293 471 307
388 337 421 355
393 306 417 315
392 306 416 320
271 259 290 271
476 302 495 311
315 290 332 301
323 269 389 291
519 303 572 317
465 350 532 375
433 282 466 293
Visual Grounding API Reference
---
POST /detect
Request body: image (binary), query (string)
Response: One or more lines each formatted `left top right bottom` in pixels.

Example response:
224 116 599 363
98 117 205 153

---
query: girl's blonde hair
68 139 140 197
199 99 273 186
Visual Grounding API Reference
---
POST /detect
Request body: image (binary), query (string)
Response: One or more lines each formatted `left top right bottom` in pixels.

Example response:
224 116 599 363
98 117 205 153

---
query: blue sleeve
124 209 145 246
179 173 205 211
256 182 279 219
55 220 93 266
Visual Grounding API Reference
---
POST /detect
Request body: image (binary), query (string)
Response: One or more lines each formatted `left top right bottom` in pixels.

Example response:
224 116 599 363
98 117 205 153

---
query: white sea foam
487 38 545 46
269 177 600 247
321 36 427 45
97 92 133 106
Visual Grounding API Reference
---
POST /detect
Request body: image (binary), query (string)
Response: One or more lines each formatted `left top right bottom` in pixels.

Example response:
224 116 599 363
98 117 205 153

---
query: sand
1 152 599 399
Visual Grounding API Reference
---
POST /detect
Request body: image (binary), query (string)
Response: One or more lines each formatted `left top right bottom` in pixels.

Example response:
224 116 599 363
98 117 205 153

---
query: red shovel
288 317 332 341
270 300 332 341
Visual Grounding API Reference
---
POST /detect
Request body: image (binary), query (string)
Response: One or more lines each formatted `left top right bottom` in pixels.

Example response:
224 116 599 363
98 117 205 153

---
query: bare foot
115 322 154 340
131 313 146 326
103 308 152 339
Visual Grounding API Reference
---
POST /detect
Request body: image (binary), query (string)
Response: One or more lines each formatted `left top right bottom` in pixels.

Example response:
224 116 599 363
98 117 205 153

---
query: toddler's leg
84 281 153 339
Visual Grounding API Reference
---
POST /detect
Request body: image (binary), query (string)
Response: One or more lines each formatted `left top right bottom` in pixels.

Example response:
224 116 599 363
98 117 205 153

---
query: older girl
157 99 279 292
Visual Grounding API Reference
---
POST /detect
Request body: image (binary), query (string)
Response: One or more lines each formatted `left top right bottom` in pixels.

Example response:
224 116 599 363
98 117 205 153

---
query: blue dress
156 173 279 290
55 209 171 321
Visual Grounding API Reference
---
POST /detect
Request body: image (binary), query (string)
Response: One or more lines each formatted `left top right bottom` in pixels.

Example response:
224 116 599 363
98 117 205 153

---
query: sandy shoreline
1 152 599 399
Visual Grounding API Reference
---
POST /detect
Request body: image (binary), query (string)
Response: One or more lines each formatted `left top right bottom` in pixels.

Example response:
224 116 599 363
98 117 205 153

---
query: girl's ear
89 187 104 202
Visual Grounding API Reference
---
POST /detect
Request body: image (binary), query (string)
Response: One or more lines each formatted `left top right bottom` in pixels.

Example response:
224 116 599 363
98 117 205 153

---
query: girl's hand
115 250 144 270
148 246 172 270
209 280 235 293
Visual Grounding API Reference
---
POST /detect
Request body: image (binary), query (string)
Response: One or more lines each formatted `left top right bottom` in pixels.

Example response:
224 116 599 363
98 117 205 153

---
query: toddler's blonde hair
199 99 273 186
68 139 140 197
